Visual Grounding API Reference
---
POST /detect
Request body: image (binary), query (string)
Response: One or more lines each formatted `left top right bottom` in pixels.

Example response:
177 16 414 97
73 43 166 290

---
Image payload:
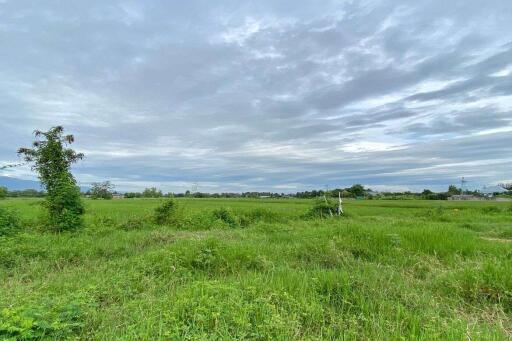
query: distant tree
90 181 115 199
0 186 7 199
499 183 512 191
340 190 352 198
17 126 84 231
9 189 45 197
143 187 163 198
349 184 366 197
124 192 142 198
447 185 461 195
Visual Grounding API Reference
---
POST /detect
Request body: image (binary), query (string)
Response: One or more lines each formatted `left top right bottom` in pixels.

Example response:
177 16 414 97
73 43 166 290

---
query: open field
1 198 512 339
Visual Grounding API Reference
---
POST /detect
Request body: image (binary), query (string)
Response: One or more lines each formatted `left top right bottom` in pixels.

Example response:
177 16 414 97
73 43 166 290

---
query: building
448 194 482 201
480 185 508 197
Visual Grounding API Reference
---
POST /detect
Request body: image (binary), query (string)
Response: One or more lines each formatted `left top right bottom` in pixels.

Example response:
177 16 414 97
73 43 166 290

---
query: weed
0 302 84 340
153 199 181 225
0 207 20 236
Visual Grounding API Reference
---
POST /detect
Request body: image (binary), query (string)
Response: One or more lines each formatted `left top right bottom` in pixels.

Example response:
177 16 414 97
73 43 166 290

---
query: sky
1 0 511 193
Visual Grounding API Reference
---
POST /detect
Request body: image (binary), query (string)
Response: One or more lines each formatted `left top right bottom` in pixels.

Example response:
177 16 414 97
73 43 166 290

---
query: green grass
1 198 512 339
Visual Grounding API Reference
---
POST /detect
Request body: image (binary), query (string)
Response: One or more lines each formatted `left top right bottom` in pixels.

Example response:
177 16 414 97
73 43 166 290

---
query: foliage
153 199 181 225
1 198 512 339
43 172 84 231
348 184 366 197
90 181 115 200
305 197 339 218
212 207 240 228
0 186 7 199
0 207 20 236
143 187 163 198
17 126 84 231
4 189 45 198
499 183 512 190
0 303 84 340
448 185 461 195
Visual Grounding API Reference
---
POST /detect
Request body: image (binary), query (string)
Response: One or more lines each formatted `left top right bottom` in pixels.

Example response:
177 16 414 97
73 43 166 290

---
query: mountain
0 176 90 192
0 176 42 190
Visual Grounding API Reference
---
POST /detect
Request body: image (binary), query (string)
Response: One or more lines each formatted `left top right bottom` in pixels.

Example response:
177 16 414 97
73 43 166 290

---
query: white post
338 191 343 215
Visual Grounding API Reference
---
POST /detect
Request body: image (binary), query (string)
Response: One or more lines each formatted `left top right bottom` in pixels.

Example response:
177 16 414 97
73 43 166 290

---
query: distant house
448 194 482 201
112 193 124 199
480 185 508 197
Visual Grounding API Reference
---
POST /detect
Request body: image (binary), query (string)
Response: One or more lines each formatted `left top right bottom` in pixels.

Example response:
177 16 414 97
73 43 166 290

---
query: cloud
1 0 511 192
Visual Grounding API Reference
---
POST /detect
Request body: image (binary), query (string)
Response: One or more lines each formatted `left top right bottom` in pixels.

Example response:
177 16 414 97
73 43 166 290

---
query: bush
0 186 7 199
0 303 84 340
153 200 182 225
118 216 149 231
305 198 340 219
212 207 240 228
0 207 20 236
45 174 84 231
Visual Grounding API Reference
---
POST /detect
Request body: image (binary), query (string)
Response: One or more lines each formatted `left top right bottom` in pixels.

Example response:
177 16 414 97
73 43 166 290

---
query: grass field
1 198 512 340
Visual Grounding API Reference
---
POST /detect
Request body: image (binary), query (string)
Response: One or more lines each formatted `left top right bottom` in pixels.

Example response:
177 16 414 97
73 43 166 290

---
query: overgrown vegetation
0 302 84 340
17 126 84 231
305 197 340 219
1 198 511 339
153 199 181 225
0 207 19 236
0 186 7 200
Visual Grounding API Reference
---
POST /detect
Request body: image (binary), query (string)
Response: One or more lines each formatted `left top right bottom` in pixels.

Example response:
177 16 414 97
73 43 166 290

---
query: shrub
44 174 84 231
118 217 149 231
0 303 84 340
153 200 181 225
305 198 339 219
0 186 7 199
212 207 240 228
0 207 20 236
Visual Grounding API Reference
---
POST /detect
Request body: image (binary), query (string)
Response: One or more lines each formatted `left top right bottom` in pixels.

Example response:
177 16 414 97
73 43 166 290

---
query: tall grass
0 198 511 339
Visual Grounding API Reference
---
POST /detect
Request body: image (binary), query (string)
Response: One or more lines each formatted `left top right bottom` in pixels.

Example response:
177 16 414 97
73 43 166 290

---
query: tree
0 186 7 199
17 126 84 231
143 187 163 198
499 183 512 191
447 185 461 195
349 184 366 197
90 181 115 199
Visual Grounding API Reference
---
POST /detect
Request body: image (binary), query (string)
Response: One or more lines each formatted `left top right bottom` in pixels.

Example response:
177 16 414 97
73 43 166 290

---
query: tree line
3 182 510 201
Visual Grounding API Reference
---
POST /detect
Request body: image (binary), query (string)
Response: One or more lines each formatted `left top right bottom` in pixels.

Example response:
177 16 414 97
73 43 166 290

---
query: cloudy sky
1 0 511 193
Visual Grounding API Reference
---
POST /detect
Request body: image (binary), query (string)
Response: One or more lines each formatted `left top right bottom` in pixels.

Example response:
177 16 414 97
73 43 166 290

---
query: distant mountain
0 176 89 192
0 176 42 190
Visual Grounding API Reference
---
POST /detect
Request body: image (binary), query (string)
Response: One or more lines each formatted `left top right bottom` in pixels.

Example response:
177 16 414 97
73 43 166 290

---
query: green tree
447 185 461 195
90 181 114 199
17 126 84 231
0 186 7 199
142 187 163 198
349 184 366 197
